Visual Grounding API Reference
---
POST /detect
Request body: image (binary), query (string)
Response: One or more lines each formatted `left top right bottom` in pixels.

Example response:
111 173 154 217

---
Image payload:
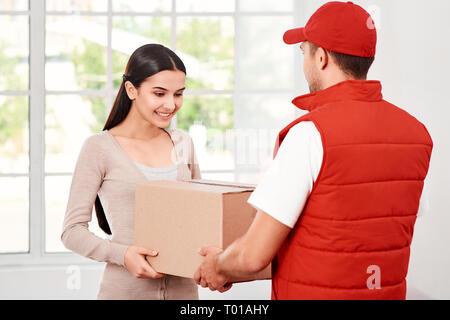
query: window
0 0 302 263
0 0 29 254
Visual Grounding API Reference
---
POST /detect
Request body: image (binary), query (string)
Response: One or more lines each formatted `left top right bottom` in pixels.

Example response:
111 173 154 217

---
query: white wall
296 0 450 300
0 265 271 300
374 0 450 300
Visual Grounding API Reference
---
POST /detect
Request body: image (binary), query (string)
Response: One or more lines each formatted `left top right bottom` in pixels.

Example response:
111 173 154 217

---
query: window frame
0 0 303 266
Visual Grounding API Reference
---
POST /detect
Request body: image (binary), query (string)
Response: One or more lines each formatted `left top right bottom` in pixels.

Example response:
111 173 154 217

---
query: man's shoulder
380 100 433 144
286 121 321 140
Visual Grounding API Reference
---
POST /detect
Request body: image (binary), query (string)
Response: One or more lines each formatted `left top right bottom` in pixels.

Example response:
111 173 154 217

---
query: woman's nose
161 101 176 113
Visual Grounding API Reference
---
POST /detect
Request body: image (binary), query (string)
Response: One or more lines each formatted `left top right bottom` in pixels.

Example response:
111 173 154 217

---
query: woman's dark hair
95 44 186 235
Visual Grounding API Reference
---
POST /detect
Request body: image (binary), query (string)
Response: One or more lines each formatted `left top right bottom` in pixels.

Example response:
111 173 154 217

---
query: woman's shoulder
167 128 199 167
83 130 109 143
80 131 111 152
167 127 194 144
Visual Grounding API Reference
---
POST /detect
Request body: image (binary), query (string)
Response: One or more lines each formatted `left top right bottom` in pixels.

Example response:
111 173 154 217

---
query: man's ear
316 47 329 70
124 81 137 100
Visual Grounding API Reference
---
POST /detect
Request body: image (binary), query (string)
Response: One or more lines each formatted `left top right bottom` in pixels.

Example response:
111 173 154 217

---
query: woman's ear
124 81 137 100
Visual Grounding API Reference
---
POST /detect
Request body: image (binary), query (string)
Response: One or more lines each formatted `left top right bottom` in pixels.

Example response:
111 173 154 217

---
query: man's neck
321 74 365 91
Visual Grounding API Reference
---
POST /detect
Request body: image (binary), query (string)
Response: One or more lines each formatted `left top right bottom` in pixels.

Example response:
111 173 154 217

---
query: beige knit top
61 128 201 300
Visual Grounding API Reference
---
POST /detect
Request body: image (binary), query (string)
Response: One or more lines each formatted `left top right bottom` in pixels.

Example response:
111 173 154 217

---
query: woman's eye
155 92 164 97
175 93 183 97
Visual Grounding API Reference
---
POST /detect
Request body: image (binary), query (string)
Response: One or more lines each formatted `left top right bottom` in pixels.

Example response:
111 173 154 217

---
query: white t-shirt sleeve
247 121 323 228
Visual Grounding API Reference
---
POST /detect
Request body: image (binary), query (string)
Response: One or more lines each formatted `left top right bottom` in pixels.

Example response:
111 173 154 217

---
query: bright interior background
0 0 449 299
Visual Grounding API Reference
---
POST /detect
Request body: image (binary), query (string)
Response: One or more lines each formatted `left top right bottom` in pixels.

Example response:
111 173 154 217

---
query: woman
61 44 202 299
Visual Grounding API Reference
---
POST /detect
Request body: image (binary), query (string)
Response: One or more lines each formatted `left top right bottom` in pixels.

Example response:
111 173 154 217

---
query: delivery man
194 1 433 299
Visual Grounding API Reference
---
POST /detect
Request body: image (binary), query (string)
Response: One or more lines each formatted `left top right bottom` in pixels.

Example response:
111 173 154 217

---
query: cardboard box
134 179 271 283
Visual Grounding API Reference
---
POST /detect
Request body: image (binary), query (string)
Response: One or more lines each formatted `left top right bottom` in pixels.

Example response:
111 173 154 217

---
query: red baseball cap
283 1 377 57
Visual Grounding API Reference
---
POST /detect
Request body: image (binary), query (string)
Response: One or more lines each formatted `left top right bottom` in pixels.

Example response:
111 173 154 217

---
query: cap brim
283 27 307 45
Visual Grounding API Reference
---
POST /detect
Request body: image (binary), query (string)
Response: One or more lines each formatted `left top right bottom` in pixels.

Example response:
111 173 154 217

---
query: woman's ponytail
94 79 132 235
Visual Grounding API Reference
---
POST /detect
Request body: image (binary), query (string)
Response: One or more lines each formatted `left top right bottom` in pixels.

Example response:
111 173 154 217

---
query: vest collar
292 80 383 112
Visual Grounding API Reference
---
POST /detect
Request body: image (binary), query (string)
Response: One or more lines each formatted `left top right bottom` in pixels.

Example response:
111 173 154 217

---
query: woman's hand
124 246 165 279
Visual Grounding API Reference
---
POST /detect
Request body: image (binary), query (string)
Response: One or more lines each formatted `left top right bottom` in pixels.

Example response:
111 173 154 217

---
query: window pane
45 95 107 173
234 94 296 170
0 0 28 10
236 93 296 130
177 17 234 90
112 16 171 88
240 0 294 12
46 16 107 91
0 15 29 91
237 171 264 184
0 177 29 253
237 16 294 90
112 0 171 12
177 0 234 12
177 95 234 171
0 96 28 173
46 0 107 12
201 172 235 182
45 175 106 253
0 0 28 11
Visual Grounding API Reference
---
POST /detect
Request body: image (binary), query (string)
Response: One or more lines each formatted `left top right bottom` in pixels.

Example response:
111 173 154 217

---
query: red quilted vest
271 80 433 300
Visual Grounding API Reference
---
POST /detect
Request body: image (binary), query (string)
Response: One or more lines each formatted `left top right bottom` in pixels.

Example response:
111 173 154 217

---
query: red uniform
271 80 433 299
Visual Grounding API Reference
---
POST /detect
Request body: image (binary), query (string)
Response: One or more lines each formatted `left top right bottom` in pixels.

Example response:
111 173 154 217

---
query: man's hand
194 246 232 293
194 210 290 293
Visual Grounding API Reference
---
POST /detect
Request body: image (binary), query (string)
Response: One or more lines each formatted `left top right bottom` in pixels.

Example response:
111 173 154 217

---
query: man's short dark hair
309 42 375 79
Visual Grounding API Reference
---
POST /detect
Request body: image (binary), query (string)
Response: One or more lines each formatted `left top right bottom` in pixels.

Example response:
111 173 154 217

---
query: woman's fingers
141 266 160 279
135 246 158 257
135 264 164 279
125 245 165 279
129 249 163 279
140 255 164 279
145 267 165 279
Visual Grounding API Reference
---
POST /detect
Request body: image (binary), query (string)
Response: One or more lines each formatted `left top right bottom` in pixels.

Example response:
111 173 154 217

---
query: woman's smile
154 110 175 120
